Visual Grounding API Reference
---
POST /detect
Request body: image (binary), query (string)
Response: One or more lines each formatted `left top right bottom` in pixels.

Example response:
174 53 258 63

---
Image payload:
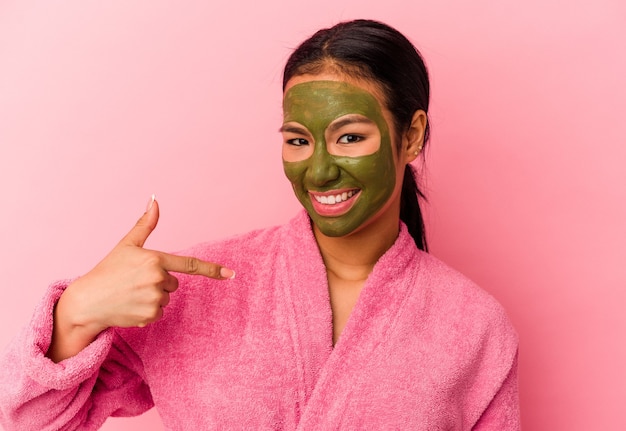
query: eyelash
286 134 363 146
338 134 363 144
286 138 309 146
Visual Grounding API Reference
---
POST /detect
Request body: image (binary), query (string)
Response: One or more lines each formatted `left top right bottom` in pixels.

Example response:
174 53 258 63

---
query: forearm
46 286 107 363
0 281 112 430
0 281 152 431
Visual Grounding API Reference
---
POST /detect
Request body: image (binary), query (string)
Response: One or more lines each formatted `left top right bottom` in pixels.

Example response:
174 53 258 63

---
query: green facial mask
282 80 396 237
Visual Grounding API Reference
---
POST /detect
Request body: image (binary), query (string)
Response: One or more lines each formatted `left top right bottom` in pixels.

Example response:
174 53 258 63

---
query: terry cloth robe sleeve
0 280 153 431
473 352 520 430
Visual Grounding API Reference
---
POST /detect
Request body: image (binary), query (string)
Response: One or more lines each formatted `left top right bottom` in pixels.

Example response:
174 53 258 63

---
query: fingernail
220 267 235 279
146 194 156 212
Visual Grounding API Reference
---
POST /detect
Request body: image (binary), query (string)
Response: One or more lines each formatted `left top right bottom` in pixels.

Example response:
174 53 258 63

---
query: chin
309 214 369 239
316 225 355 238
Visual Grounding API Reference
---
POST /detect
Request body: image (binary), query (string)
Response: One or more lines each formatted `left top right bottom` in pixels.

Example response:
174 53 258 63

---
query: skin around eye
325 118 381 157
282 132 314 162
281 122 316 162
327 129 379 157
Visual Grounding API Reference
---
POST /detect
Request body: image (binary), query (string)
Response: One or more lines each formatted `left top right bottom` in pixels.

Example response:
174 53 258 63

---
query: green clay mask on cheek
282 80 397 237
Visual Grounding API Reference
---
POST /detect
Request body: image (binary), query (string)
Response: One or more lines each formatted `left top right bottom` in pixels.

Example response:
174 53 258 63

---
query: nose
306 142 340 187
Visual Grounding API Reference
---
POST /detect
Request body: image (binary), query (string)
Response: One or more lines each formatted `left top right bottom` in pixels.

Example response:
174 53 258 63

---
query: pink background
1 1 625 429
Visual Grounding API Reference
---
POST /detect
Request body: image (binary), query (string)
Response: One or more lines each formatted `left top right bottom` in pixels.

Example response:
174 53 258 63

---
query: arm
0 282 153 431
0 198 234 430
472 351 521 431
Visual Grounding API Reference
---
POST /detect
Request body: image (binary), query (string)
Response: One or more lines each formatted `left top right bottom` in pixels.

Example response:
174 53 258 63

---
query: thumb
121 195 160 247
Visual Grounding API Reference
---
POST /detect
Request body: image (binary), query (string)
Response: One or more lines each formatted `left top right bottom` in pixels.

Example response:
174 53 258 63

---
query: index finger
157 252 235 280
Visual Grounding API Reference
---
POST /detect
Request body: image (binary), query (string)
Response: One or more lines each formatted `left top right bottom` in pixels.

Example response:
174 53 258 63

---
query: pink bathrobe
0 211 520 430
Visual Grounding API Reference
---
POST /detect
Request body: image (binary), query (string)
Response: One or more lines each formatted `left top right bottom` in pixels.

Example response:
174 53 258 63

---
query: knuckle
136 303 163 327
150 270 167 285
166 276 179 292
206 264 220 278
136 314 152 328
149 290 164 305
185 257 199 274
144 252 163 268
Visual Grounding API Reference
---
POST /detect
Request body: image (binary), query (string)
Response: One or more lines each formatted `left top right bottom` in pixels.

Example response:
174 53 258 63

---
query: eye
337 134 362 144
286 138 309 146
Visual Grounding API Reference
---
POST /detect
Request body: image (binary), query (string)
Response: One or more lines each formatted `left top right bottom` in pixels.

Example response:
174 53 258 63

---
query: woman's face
281 73 409 238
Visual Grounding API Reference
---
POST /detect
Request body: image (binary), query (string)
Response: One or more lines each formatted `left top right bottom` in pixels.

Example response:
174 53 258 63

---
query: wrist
55 284 108 339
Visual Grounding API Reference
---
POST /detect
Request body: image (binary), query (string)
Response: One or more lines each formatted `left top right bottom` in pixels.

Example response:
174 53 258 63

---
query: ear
403 110 428 163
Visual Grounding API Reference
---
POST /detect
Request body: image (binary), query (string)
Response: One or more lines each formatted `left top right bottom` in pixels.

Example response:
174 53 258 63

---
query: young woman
0 19 519 430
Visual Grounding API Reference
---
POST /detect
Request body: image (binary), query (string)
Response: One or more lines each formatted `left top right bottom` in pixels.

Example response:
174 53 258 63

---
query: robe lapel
281 212 422 428
279 212 333 414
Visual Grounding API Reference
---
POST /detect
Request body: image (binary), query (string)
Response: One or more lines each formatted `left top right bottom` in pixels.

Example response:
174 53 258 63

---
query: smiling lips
309 189 360 217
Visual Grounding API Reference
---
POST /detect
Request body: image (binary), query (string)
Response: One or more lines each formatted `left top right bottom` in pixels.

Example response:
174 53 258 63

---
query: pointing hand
47 197 234 361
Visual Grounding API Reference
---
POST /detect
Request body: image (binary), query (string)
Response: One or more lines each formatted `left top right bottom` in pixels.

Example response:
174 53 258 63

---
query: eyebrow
278 115 376 134
278 124 309 134
327 115 376 133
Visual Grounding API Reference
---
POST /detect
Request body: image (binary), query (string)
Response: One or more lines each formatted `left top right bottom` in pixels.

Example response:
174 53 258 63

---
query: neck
313 209 400 282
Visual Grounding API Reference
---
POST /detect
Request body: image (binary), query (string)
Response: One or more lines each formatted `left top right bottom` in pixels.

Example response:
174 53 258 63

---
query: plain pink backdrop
1 1 625 429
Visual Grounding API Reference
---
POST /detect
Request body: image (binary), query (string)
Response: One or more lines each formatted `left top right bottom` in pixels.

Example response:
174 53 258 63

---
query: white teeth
314 190 357 205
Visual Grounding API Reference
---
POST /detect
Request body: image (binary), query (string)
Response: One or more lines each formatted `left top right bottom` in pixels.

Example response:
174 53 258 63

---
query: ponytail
400 164 428 251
